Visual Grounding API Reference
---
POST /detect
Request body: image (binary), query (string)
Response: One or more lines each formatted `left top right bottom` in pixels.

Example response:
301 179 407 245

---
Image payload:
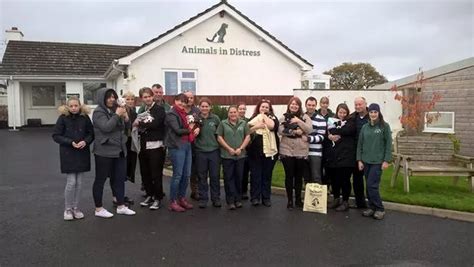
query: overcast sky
0 0 472 80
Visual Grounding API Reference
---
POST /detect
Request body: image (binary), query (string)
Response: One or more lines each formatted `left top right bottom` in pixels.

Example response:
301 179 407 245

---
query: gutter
0 75 105 81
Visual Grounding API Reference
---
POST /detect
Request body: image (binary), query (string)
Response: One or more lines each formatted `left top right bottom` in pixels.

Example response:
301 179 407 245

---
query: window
83 83 106 105
424 112 455 134
164 70 197 95
32 86 55 107
313 82 326 90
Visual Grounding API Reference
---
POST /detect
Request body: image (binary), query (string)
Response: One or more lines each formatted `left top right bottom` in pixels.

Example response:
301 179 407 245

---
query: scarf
249 114 278 158
173 104 194 143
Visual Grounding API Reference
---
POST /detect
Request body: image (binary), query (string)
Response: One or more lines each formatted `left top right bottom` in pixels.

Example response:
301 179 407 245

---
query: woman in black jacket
52 97 94 221
323 103 356 211
247 99 279 207
135 87 167 210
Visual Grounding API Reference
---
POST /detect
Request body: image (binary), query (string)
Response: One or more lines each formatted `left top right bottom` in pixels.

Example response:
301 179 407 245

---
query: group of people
53 84 392 221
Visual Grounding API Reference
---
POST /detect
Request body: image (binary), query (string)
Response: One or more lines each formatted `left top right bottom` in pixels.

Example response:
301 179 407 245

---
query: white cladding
123 13 304 95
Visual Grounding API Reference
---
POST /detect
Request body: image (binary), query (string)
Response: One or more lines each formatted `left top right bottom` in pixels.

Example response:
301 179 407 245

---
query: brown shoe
190 192 199 201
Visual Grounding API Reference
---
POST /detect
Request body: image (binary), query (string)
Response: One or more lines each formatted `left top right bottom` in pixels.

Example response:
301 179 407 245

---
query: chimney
5 27 24 43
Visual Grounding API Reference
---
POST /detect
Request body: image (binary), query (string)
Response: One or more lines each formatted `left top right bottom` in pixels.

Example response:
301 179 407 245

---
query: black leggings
327 167 352 201
281 157 306 203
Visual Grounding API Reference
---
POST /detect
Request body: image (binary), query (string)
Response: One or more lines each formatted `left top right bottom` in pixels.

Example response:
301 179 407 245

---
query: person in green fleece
195 97 222 208
356 103 392 220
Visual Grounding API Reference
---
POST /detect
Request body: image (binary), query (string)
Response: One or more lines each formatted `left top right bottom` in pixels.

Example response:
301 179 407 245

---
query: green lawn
271 162 474 213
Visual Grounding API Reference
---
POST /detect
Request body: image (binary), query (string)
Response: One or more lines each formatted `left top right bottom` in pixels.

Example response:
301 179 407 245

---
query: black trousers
327 167 352 201
93 155 126 207
241 157 250 195
139 147 165 200
281 157 306 203
352 166 367 207
189 146 199 195
126 136 137 183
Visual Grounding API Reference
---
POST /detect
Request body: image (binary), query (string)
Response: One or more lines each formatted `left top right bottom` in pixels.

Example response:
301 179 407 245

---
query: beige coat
278 113 313 158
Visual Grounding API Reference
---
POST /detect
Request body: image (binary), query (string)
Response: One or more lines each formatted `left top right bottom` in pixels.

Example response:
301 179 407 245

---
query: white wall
7 81 24 128
294 89 403 133
126 13 304 96
0 95 7 105
22 82 65 125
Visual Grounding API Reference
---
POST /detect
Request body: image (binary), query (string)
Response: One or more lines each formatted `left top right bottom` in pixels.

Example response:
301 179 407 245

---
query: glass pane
426 112 453 129
182 72 195 79
181 81 196 94
32 86 55 106
83 83 106 105
165 72 178 95
314 82 326 89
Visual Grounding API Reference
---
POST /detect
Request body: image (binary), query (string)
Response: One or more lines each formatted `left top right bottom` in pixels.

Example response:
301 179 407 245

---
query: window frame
423 111 455 134
163 69 198 95
83 82 107 106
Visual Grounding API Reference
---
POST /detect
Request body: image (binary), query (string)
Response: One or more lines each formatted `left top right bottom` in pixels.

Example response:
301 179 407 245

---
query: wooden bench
391 135 474 193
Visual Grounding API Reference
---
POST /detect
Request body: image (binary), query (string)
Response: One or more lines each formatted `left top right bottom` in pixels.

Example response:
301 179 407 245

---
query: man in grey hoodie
92 88 136 218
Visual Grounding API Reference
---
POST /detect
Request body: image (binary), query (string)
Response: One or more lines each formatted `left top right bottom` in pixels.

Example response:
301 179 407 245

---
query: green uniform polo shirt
195 113 221 152
216 119 250 160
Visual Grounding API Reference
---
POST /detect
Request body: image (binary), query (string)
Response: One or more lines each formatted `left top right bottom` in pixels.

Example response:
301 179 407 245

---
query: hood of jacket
96 88 118 111
58 104 91 116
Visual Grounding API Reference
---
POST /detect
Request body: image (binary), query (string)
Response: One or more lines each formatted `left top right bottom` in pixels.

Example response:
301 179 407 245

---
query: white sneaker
149 200 161 210
95 208 114 218
72 208 85 219
140 196 154 207
64 209 73 221
117 206 136 215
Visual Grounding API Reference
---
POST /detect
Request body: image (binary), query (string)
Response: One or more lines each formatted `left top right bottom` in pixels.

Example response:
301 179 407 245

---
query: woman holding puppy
135 87 167 210
323 103 356 212
165 93 198 212
247 99 279 207
92 88 136 218
279 97 313 210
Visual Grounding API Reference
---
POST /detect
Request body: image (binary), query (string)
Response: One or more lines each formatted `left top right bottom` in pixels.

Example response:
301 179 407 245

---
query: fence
293 89 403 134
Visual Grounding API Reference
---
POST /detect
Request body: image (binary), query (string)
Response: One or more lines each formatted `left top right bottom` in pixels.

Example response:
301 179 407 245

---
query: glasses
262 99 271 103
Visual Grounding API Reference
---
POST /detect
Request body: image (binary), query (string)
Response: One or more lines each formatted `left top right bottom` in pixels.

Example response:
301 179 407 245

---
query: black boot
287 200 294 210
335 201 349 212
295 195 303 208
330 198 341 209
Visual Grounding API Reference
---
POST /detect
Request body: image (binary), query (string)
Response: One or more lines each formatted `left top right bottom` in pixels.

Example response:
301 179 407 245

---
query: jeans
308 156 322 184
65 172 83 210
196 149 221 202
281 157 306 203
249 155 276 202
169 142 192 201
364 163 384 211
222 158 245 204
139 147 165 200
352 165 367 207
93 155 126 207
327 167 352 201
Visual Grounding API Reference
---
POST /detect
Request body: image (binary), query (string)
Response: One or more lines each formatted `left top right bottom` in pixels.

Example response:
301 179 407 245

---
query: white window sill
423 129 455 134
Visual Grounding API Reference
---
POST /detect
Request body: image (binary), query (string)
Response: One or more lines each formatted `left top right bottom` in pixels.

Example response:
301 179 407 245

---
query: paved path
1 128 473 266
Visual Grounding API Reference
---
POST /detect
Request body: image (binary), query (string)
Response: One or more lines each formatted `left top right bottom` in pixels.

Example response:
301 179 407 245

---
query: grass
271 161 474 213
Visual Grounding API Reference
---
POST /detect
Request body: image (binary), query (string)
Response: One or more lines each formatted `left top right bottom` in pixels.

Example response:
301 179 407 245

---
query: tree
324 62 388 90
391 68 442 134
